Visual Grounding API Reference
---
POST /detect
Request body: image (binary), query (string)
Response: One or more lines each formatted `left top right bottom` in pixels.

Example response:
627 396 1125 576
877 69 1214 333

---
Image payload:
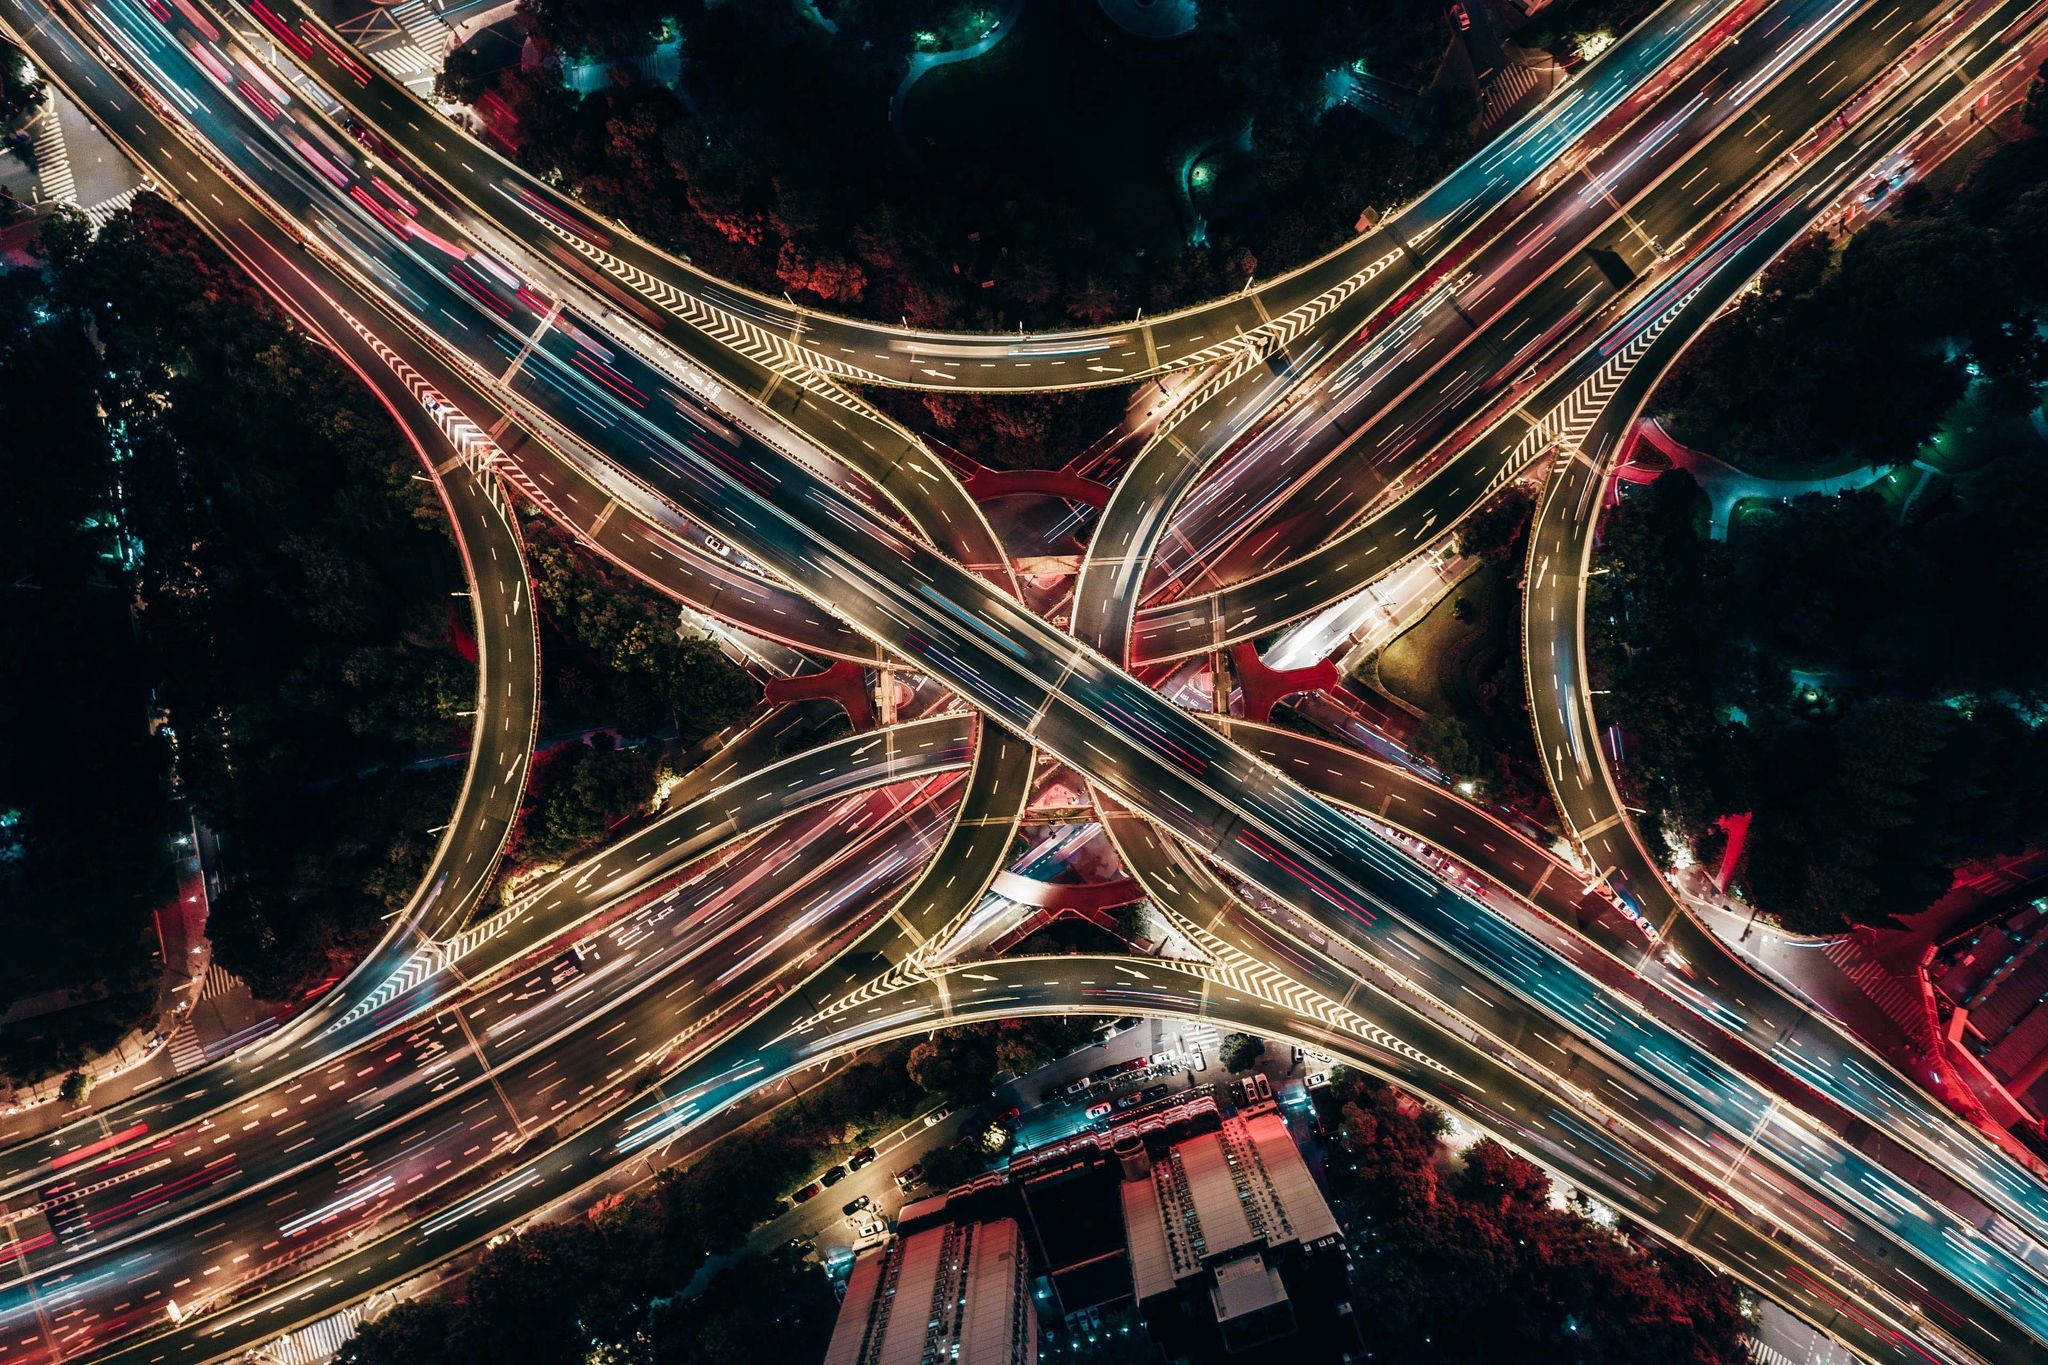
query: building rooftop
1209 1252 1289 1323
822 1218 1037 1365
1122 1108 1340 1301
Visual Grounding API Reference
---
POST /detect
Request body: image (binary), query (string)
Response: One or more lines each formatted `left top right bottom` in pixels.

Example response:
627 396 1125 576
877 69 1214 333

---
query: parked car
1149 1051 1176 1069
1063 1078 1093 1097
1086 1102 1114 1121
922 1105 953 1128
1088 1064 1122 1084
1121 1057 1148 1073
820 1164 848 1187
848 1146 877 1171
1115 1093 1139 1110
1305 1071 1331 1090
786 1236 813 1255
1141 1085 1168 1102
842 1194 870 1218
894 1163 924 1190
793 1182 822 1204
994 1106 1020 1124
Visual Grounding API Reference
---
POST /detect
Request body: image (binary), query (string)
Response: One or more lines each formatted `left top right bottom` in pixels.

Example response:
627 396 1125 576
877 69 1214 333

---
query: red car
793 1182 822 1204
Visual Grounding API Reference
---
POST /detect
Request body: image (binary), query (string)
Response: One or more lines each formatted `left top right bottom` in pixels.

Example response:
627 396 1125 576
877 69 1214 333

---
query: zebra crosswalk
200 963 248 1002
166 1023 207 1075
1480 60 1544 128
369 44 438 78
83 186 143 229
1823 935 1925 1034
388 0 452 53
253 1302 367 1365
30 114 76 206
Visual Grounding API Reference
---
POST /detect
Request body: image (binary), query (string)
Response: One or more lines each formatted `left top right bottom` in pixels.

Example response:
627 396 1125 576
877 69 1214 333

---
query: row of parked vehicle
786 1104 956 1208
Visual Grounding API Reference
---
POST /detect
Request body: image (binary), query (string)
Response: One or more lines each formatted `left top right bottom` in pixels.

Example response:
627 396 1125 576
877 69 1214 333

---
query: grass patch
1372 561 1514 719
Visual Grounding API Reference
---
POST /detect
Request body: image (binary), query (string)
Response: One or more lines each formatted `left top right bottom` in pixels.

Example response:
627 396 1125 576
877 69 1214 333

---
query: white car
1086 1102 1114 1121
1149 1050 1176 1069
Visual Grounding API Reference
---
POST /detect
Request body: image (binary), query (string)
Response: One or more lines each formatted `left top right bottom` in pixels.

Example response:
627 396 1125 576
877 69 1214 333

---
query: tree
918 1137 991 1192
1412 714 1485 787
11 195 472 1010
1457 486 1534 562
1313 1074 1749 1364
906 1028 1000 1101
518 736 658 866
58 1070 93 1106
524 518 759 736
1219 1032 1265 1073
434 43 493 106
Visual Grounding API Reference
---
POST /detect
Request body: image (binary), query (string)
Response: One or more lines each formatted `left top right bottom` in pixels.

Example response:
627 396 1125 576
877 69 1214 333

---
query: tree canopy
467 0 1467 332
1316 1073 1750 1364
3 196 472 1019
1657 111 2048 477
524 517 758 738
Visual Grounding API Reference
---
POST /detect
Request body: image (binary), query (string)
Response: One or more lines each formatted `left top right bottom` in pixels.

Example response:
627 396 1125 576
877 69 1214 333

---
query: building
822 1218 1037 1365
1119 1106 1346 1358
1933 895 2048 1120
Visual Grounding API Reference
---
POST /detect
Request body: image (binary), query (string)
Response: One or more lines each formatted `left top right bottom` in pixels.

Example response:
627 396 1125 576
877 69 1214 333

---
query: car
1115 1093 1140 1110
1305 1071 1331 1090
786 1236 813 1255
1063 1078 1093 1097
1149 1051 1176 1069
994 1106 1020 1124
848 1146 877 1172
1450 2 1471 29
792 1182 822 1203
1088 1064 1122 1084
1086 1102 1113 1121
555 944 589 974
842 1194 870 1218
894 1163 923 1189
1120 1058 1148 1073
1141 1085 1167 1102
922 1105 953 1128
820 1164 848 1187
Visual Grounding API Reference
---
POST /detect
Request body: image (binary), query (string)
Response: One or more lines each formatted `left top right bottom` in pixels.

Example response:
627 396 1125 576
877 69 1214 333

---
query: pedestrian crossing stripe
167 1024 207 1075
31 113 76 207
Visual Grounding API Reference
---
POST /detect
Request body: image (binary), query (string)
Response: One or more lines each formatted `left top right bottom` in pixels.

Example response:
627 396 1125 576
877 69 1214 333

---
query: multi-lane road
5 0 2048 1359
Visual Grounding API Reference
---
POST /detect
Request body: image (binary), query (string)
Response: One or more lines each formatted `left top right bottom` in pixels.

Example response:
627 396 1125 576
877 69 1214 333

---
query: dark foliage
1657 111 2048 477
514 733 658 866
3 197 471 1012
0 259 168 1065
1598 117 2048 932
471 0 1464 331
523 516 758 737
1514 0 1663 60
905 1016 1097 1103
1316 1073 1750 1364
1592 460 2048 934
